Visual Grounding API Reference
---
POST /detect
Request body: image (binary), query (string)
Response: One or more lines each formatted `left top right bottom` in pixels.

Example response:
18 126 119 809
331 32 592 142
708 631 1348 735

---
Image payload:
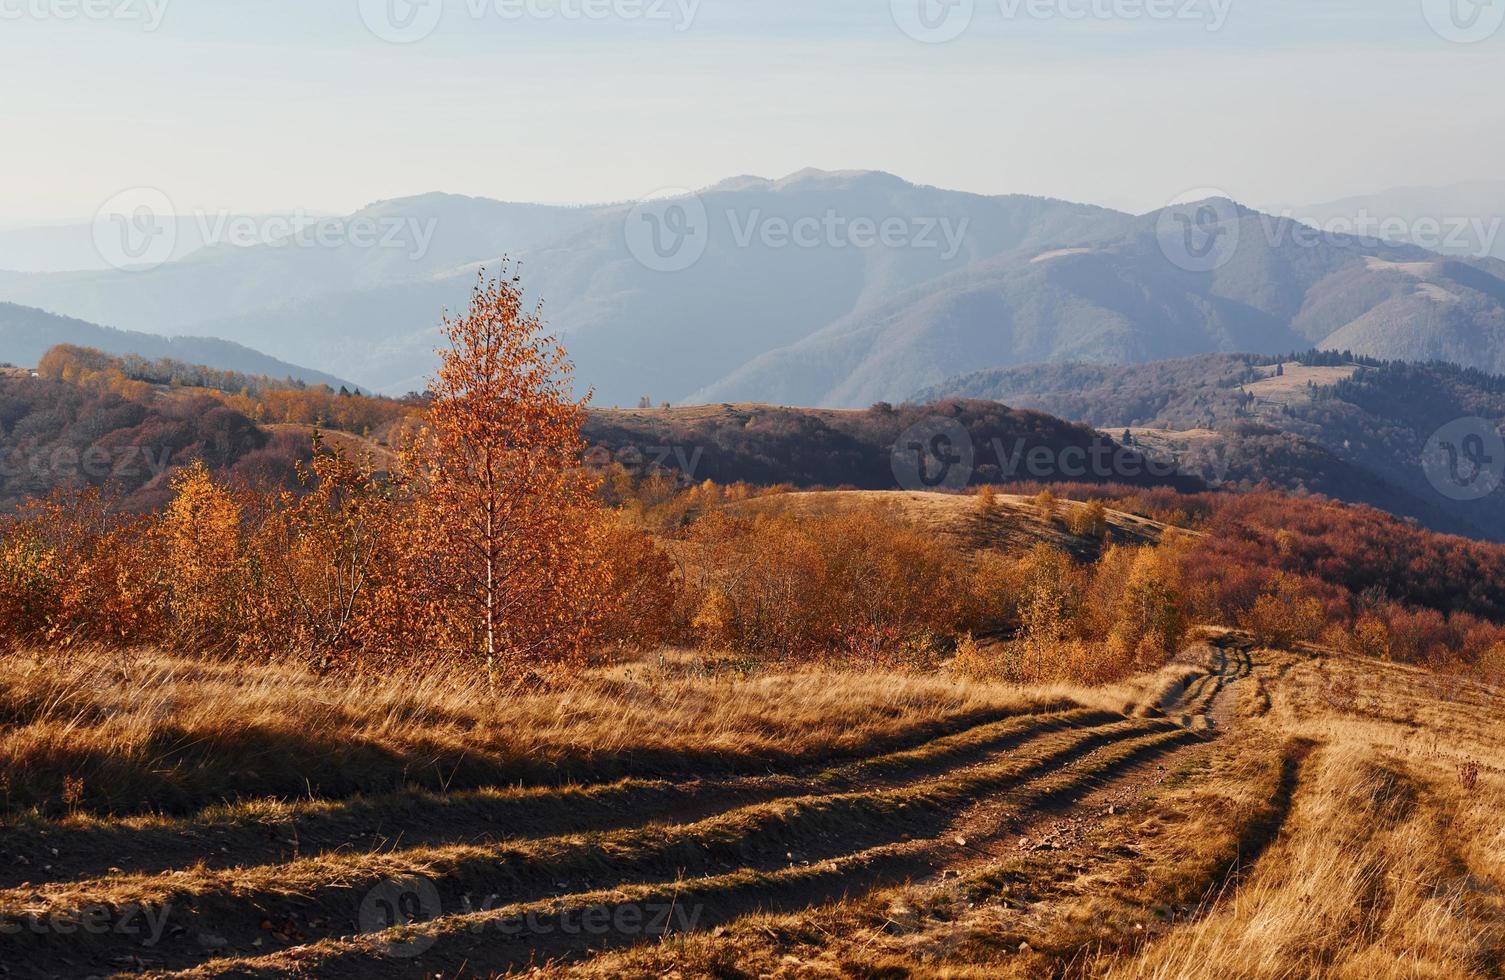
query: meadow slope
1 629 1499 978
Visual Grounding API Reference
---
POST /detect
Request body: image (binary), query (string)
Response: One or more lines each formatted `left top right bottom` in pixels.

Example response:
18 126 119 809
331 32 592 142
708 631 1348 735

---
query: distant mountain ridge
4 172 1505 406
0 303 352 389
697 205 1505 407
1270 181 1505 261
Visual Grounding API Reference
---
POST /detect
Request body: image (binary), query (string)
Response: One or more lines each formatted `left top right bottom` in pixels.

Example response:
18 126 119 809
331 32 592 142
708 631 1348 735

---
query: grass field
3 628 1499 978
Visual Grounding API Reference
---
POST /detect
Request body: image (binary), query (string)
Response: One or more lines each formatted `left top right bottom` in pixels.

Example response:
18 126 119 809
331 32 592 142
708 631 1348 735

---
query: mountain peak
773 168 908 191
703 169 912 196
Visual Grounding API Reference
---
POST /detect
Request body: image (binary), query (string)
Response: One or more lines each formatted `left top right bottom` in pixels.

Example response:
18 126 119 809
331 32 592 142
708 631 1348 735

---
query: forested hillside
918 351 1505 540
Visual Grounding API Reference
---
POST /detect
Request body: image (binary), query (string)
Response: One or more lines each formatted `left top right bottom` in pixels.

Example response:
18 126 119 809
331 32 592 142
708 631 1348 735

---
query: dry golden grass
1101 655 1505 979
1241 362 1361 406
545 678 1285 979
4 637 1503 978
521 647 1505 980
0 646 1092 817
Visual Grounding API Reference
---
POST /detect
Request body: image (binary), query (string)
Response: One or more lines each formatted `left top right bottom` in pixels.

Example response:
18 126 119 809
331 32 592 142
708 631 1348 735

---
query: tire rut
157 728 1201 980
0 707 1112 893
0 715 1156 976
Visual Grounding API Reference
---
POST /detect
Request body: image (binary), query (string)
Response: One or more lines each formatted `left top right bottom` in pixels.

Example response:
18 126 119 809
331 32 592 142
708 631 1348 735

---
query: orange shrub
1241 573 1326 648
592 515 679 653
0 487 165 650
679 503 968 666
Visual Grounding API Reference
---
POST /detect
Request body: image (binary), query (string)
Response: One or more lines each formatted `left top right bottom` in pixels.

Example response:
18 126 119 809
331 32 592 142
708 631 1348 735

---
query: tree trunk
485 493 497 683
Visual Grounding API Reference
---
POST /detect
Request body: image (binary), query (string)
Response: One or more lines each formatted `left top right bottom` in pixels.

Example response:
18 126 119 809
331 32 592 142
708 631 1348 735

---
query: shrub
1034 489 1060 523
1242 573 1326 648
1068 499 1109 538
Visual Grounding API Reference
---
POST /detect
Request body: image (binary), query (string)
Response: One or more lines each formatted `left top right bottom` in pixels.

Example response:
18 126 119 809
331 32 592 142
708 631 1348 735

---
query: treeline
40 345 325 398
37 344 419 442
674 497 1186 683
598 460 1502 684
920 351 1505 542
7 421 1505 685
584 400 1202 492
0 456 671 670
0 375 278 509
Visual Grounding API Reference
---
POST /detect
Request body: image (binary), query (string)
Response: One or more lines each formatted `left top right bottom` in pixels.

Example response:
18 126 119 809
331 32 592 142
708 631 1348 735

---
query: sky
2 0 1502 226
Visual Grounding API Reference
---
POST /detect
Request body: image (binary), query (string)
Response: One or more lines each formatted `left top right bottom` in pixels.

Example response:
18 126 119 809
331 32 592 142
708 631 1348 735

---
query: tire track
157 729 1201 979
0 643 1260 979
0 707 1114 892
0 716 1156 975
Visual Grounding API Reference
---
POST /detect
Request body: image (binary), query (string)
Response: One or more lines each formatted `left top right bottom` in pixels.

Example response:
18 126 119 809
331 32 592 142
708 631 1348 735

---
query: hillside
0 353 1199 513
584 400 1203 492
738 488 1178 564
2 633 1500 977
917 352 1505 541
0 372 298 510
0 302 350 389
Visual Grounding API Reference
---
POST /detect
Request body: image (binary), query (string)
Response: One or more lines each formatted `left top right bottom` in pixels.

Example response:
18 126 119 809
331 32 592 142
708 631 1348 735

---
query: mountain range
2 171 1504 409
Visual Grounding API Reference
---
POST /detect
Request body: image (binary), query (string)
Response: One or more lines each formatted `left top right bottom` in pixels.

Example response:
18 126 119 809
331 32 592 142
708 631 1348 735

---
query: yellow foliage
1068 499 1109 538
160 461 246 647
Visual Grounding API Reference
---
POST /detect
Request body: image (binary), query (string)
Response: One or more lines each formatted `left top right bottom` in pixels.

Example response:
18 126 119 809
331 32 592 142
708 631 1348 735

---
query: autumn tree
1016 543 1078 677
1106 545 1186 667
1034 489 1060 523
593 514 678 652
161 461 246 648
1068 499 1109 539
403 269 606 676
0 488 163 649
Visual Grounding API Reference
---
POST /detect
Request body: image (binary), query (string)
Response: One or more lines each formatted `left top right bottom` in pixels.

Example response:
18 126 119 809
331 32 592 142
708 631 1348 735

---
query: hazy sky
2 0 1502 225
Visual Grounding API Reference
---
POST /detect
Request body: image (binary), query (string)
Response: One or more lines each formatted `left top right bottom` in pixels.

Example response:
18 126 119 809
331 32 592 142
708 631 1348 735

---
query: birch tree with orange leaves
404 268 606 677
